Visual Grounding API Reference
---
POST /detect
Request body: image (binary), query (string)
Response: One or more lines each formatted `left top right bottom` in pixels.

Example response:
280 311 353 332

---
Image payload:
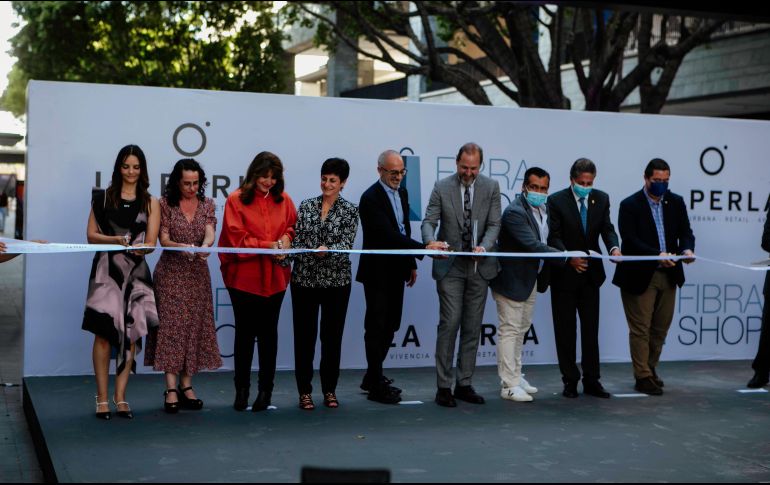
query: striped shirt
644 188 666 253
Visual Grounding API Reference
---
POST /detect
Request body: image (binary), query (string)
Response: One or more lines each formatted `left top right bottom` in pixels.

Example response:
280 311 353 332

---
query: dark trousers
227 287 285 392
362 279 405 388
752 295 770 376
291 283 352 394
551 278 601 385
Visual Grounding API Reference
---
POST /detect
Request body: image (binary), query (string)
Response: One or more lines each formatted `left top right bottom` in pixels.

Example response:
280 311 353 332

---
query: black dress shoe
251 391 272 412
360 376 401 394
635 377 663 396
453 385 485 404
651 367 664 388
583 381 611 398
747 373 769 389
233 388 249 411
367 385 401 405
435 388 457 407
562 383 579 398
178 386 203 410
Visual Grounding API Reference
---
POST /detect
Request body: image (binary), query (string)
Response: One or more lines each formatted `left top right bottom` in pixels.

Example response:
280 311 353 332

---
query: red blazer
218 189 297 296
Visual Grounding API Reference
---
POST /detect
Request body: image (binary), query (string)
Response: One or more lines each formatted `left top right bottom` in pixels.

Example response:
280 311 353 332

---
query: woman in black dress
83 144 160 419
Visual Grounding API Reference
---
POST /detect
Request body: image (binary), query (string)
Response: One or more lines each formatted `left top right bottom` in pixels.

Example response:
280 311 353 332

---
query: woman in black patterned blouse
291 158 359 410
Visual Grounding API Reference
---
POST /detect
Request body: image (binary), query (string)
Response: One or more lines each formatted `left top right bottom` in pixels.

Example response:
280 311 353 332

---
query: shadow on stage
23 361 770 483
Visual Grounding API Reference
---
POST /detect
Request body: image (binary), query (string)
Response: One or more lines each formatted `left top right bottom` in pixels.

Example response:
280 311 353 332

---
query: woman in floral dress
144 159 222 413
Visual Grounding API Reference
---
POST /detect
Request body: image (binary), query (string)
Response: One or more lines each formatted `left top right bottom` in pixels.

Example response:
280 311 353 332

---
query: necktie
462 185 472 251
579 197 587 234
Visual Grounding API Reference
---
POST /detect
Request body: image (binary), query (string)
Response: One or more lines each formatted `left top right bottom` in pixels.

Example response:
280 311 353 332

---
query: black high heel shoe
178 386 203 410
113 397 134 419
164 389 180 414
95 396 111 420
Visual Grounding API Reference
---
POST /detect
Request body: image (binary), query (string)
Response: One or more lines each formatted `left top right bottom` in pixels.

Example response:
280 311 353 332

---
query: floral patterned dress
144 197 222 374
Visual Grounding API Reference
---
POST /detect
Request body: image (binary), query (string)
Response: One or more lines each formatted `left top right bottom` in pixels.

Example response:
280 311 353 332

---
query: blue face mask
525 190 548 207
648 181 668 197
572 184 592 199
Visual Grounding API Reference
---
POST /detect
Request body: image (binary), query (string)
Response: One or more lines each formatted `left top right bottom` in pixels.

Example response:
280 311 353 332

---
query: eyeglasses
379 168 407 177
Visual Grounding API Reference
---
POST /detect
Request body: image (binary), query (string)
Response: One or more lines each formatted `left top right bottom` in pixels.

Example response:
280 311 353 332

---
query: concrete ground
0 217 44 482
24 361 770 483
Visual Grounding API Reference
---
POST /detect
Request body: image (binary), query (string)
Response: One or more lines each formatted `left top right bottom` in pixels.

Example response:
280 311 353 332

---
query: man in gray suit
422 142 501 407
490 167 561 402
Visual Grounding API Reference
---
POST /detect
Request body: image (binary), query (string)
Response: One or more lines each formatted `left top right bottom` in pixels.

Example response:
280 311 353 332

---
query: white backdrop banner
24 80 769 377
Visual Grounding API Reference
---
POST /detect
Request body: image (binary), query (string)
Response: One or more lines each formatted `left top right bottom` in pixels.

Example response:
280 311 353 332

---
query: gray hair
570 158 596 179
377 149 401 167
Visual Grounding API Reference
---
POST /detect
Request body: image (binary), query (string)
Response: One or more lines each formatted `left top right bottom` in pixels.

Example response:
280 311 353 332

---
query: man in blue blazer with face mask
612 158 695 395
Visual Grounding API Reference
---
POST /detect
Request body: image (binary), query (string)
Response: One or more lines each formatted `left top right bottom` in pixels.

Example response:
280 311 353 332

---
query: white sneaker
519 377 538 394
501 386 533 402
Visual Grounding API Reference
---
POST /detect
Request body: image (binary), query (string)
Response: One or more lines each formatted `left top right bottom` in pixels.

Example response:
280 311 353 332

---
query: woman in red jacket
219 151 296 412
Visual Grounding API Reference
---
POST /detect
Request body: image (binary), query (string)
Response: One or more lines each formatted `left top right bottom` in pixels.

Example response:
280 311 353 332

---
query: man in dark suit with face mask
547 158 621 399
612 158 695 395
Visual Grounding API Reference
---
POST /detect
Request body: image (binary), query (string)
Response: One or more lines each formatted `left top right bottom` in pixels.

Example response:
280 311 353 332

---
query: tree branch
296 3 422 73
436 46 520 103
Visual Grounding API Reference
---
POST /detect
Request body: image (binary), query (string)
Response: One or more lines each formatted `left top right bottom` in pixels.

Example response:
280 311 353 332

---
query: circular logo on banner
699 146 725 176
173 123 207 156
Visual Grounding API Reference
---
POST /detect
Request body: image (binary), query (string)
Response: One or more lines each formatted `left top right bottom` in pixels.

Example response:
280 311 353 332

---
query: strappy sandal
164 389 180 414
299 393 315 410
323 392 339 408
113 397 134 419
178 385 203 410
95 396 111 420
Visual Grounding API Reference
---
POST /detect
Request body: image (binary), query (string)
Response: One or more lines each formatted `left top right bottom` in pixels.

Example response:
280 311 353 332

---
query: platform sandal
164 389 180 414
178 386 203 410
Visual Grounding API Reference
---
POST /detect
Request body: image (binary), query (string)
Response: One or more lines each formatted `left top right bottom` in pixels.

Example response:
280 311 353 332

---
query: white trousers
493 287 537 389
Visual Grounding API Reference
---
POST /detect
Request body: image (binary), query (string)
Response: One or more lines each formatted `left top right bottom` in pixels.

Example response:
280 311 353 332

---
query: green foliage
1 1 289 117
0 65 29 116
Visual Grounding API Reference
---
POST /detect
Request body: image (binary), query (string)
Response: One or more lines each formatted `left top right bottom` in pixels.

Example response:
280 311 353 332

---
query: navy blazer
612 189 695 295
355 181 424 284
547 187 619 290
490 194 561 302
